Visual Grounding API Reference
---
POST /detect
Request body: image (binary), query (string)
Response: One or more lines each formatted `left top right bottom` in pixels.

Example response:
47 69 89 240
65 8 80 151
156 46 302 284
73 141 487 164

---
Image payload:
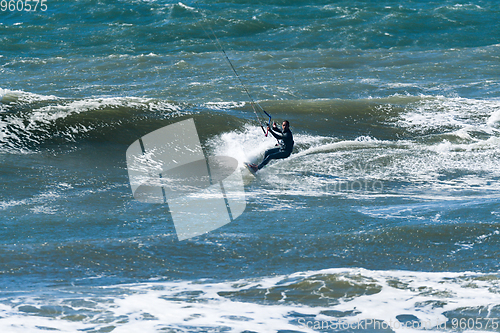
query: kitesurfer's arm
267 125 284 140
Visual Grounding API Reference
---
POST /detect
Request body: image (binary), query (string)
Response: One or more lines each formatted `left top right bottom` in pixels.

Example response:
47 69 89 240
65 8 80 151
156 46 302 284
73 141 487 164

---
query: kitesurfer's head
282 120 290 130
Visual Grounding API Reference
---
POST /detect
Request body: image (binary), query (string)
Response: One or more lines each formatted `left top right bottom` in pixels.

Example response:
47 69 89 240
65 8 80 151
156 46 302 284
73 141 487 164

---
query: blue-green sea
1 1 500 332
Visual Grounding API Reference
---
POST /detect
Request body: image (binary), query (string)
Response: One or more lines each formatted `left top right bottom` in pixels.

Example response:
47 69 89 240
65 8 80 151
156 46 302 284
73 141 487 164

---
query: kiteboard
244 162 258 176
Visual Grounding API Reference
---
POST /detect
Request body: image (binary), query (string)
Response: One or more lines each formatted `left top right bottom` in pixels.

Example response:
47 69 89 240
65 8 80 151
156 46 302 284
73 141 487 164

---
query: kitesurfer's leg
257 148 289 170
256 147 279 170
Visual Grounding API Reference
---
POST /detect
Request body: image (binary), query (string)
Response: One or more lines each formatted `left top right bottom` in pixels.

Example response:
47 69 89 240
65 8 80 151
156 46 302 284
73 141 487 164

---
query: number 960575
1 0 47 12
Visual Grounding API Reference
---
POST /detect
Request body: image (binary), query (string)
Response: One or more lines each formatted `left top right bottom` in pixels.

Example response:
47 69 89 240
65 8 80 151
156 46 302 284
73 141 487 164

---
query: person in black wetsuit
249 120 294 172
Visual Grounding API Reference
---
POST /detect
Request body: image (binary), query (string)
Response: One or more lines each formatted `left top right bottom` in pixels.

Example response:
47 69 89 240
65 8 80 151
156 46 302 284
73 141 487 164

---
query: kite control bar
264 110 272 137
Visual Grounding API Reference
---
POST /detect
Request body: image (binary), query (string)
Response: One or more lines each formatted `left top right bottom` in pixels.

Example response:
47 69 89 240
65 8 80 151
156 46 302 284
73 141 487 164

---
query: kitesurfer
248 120 294 172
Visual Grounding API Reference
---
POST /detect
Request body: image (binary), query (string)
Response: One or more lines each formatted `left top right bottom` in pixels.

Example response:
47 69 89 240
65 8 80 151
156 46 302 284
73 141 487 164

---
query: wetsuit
257 125 294 170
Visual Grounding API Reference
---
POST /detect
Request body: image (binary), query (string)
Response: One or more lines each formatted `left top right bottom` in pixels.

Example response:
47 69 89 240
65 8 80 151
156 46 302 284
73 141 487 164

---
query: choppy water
1 1 500 332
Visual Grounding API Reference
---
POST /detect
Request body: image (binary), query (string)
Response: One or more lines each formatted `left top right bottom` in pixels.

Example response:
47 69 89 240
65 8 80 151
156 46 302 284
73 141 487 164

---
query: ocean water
1 0 500 332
